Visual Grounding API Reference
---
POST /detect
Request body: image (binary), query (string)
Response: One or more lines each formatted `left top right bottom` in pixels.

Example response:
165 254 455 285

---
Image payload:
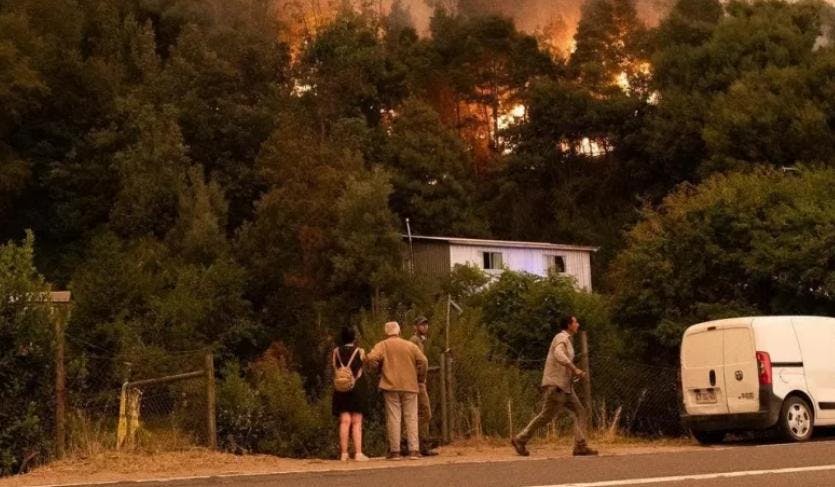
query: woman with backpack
332 326 370 461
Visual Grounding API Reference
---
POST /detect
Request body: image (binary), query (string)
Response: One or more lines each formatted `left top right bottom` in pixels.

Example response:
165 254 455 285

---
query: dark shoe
387 452 402 460
420 448 439 457
573 445 599 456
408 451 421 460
511 437 530 457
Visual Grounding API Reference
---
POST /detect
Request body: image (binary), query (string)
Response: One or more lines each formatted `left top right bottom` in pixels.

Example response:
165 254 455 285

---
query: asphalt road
94 438 835 487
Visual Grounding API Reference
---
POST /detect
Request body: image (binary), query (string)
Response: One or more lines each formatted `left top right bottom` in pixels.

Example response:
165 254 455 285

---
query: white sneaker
355 453 370 462
340 453 349 461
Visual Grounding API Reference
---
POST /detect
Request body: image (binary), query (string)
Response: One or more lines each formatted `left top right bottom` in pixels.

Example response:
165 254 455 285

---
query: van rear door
723 326 759 414
682 326 729 415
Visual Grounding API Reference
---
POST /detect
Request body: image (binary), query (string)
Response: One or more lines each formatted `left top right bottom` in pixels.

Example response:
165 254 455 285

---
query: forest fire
5 0 834 474
615 62 652 94
277 0 674 59
497 104 526 132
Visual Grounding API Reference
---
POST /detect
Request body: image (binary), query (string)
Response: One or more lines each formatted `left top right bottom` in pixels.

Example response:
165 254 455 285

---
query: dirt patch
2 438 699 487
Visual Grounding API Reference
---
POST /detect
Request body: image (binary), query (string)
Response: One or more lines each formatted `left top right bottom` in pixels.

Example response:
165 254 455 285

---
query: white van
680 316 835 443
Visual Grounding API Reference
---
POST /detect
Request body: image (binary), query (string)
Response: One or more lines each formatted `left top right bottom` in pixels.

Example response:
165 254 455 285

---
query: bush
217 346 332 457
0 231 54 475
478 271 618 363
447 308 540 437
610 167 835 361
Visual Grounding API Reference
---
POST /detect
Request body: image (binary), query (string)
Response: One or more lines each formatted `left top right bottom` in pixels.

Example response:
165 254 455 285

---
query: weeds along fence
58 327 681 459
587 355 681 436
440 331 683 442
62 340 216 456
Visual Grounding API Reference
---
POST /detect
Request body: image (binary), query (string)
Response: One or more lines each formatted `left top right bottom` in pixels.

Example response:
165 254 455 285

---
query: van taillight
756 351 772 385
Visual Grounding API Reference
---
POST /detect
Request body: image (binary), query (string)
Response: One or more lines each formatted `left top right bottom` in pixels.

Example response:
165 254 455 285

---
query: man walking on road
367 321 429 460
409 316 438 456
511 315 598 457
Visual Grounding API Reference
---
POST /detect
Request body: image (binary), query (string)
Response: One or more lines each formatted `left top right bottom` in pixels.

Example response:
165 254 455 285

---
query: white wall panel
448 245 593 290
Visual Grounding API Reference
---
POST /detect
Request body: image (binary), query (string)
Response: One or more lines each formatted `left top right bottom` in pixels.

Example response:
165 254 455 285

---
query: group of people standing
330 314 597 461
331 317 436 461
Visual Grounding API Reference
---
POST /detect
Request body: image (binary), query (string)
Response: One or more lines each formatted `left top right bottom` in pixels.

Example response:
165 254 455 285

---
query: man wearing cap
408 316 438 456
366 321 429 460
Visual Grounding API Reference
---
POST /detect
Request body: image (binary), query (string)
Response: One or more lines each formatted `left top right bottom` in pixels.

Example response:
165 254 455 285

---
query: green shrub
447 309 540 437
479 271 618 363
217 350 332 458
611 167 835 361
0 232 54 475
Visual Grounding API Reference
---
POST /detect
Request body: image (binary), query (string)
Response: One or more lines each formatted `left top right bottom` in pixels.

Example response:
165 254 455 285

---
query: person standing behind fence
408 315 438 456
511 315 598 457
331 327 370 462
366 321 428 460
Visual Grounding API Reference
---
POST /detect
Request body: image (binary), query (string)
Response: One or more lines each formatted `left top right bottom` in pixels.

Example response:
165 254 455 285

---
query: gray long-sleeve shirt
541 330 576 391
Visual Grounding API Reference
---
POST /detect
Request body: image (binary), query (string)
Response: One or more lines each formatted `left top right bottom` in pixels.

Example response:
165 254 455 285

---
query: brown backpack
332 347 362 392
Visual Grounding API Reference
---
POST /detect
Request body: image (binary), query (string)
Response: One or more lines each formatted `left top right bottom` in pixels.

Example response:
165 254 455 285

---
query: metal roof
403 235 598 253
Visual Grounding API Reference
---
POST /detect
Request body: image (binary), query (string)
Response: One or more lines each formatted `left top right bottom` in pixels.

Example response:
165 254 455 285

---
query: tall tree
330 169 405 308
156 0 291 228
384 98 486 236
426 11 554 168
297 10 408 129
569 0 649 95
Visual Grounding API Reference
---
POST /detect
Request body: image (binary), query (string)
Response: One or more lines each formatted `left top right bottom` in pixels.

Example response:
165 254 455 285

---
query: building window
482 251 503 270
546 255 566 274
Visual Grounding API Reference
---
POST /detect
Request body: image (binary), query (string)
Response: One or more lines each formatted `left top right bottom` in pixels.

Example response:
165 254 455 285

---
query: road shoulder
1 439 697 487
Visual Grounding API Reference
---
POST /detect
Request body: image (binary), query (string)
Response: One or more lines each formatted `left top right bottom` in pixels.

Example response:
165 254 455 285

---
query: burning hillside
277 0 675 55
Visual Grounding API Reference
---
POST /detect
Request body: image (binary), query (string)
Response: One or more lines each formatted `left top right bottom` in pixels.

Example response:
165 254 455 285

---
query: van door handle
709 370 716 386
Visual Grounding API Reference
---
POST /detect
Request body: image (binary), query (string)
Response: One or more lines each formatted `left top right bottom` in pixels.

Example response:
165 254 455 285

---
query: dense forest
4 0 835 473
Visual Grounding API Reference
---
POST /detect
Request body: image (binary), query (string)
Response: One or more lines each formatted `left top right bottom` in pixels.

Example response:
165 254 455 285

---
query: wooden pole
447 354 456 439
507 398 513 439
53 304 68 459
579 331 593 413
445 295 451 356
205 352 217 450
439 352 449 444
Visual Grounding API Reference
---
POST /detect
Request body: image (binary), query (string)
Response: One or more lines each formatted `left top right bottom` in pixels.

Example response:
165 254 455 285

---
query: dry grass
65 411 199 458
1 437 699 487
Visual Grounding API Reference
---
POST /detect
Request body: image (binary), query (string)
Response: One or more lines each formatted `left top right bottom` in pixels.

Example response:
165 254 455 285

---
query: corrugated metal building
404 235 597 291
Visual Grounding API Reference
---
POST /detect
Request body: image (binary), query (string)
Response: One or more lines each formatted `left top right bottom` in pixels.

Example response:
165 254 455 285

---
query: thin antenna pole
406 217 415 275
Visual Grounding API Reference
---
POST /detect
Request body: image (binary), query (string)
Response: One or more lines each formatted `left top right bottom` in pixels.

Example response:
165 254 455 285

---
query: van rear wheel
779 396 814 442
691 429 725 445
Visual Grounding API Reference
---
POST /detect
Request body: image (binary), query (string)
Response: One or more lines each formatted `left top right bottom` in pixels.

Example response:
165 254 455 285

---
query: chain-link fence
62 334 215 456
59 324 684 458
589 355 681 436
435 331 684 442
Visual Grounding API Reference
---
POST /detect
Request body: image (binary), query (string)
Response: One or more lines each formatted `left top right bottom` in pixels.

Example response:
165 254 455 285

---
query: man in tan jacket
511 315 598 457
366 321 428 459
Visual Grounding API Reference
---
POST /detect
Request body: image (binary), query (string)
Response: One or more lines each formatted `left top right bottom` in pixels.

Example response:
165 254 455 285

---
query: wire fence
57 325 686 458
588 355 681 436
62 341 214 455
436 333 684 443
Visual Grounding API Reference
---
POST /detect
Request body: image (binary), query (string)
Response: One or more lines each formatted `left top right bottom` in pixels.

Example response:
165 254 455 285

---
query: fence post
51 292 71 459
205 352 217 450
439 352 449 444
447 354 456 439
579 331 593 415
507 398 513 439
53 308 66 459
